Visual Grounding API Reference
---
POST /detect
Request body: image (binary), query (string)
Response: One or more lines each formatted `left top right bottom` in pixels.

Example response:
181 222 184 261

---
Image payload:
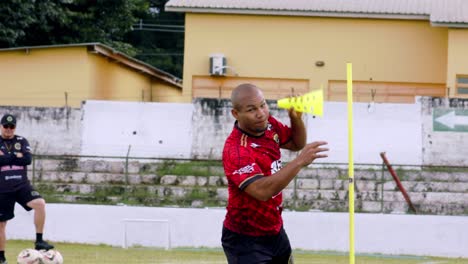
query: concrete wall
77 97 465 166
0 106 81 155
7 204 468 258
80 100 193 159
0 96 466 165
421 97 468 166
191 98 422 165
304 101 421 165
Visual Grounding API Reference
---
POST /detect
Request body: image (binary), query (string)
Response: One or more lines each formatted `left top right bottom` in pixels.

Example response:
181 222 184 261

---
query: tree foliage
0 0 184 77
126 0 185 77
0 0 37 46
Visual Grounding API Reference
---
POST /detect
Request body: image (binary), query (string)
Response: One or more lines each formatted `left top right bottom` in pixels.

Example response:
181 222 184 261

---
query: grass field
6 240 468 264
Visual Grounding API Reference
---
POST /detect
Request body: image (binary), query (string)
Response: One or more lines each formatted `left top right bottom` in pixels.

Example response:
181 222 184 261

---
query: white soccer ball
17 248 43 264
40 249 63 264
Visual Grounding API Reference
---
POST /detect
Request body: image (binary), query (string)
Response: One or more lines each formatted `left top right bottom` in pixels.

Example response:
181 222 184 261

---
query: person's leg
16 185 54 251
221 226 240 264
270 253 293 264
0 192 15 263
222 226 272 264
270 227 293 264
26 198 46 234
25 198 53 250
0 221 6 262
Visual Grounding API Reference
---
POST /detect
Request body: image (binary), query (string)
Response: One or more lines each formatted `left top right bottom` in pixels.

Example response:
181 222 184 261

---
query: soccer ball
39 250 63 264
17 249 43 264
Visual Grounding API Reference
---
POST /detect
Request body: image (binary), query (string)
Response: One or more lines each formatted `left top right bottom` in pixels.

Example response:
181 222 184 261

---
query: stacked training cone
277 89 323 116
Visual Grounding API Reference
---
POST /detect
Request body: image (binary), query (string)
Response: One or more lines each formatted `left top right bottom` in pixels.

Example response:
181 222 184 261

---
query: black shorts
221 226 293 264
0 184 42 221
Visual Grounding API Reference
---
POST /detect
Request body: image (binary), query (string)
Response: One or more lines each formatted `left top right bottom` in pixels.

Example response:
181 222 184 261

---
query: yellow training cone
277 89 323 116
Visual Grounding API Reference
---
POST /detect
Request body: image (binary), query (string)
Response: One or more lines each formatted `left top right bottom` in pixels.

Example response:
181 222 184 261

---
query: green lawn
7 240 468 264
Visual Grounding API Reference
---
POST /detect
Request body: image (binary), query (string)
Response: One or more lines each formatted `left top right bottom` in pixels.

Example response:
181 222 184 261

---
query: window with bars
456 75 468 95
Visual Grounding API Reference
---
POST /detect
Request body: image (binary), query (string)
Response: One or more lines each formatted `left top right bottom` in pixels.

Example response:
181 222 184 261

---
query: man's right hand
296 141 328 167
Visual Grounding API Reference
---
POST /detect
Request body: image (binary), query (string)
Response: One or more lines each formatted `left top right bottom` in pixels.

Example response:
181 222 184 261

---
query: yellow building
166 0 468 103
0 43 184 107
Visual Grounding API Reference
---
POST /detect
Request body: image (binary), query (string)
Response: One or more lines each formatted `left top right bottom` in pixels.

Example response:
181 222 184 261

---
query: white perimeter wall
4 97 466 166
306 101 421 165
79 100 422 165
7 204 468 258
0 106 81 155
81 100 194 159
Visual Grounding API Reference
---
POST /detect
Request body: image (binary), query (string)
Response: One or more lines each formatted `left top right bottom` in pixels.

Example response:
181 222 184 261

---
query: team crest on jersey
273 133 279 144
14 142 21 150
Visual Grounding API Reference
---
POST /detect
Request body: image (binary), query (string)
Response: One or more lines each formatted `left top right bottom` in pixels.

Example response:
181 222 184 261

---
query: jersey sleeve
11 136 32 166
223 144 264 191
21 137 32 153
268 116 292 146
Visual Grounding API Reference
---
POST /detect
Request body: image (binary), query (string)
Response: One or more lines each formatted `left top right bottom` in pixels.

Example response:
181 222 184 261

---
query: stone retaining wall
29 157 468 215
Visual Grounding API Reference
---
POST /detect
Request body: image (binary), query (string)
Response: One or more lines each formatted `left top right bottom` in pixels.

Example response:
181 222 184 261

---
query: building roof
0 43 183 88
166 0 468 27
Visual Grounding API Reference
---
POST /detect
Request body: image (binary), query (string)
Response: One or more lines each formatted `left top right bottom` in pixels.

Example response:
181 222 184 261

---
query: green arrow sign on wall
433 109 468 132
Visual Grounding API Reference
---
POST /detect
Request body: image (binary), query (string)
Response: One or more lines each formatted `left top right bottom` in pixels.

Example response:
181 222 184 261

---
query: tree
0 0 147 54
125 0 184 77
0 0 184 77
0 0 37 46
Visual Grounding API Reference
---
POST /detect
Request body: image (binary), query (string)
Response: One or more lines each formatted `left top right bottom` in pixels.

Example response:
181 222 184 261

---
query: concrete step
384 181 468 192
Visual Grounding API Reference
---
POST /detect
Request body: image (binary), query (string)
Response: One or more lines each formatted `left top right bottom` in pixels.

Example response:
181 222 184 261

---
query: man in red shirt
222 83 328 264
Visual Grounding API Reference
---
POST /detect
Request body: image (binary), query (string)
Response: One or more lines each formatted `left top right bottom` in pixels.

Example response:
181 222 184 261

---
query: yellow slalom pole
347 63 355 264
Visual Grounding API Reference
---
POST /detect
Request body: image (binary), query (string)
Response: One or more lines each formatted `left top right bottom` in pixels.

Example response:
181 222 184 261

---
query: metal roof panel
166 0 468 26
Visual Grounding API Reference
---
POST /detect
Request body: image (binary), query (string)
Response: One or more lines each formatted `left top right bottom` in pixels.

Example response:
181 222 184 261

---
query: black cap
1 114 16 126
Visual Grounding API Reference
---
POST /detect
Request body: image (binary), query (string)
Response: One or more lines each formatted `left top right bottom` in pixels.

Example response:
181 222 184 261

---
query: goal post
122 218 171 250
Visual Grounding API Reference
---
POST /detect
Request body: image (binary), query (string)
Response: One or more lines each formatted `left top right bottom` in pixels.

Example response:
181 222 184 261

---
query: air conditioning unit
209 53 226 76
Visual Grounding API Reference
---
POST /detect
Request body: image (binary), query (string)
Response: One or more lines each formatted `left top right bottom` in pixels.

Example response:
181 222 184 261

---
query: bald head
231 83 263 110
230 83 269 135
